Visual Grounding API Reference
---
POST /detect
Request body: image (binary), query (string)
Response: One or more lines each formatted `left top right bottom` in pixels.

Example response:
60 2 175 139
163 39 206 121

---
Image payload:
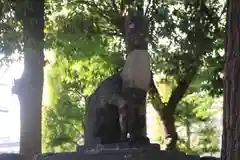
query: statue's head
123 6 149 53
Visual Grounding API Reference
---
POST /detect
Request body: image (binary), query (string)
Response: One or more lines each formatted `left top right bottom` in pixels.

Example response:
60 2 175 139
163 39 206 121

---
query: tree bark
149 67 198 150
221 0 240 160
149 80 178 150
12 0 45 160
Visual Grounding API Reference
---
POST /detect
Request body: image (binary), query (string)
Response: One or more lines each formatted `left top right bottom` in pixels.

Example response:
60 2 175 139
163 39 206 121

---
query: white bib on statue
120 49 151 91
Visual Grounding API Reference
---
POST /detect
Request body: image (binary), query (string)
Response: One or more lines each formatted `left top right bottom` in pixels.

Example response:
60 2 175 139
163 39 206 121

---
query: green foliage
45 0 123 62
154 75 221 153
42 46 122 152
42 1 126 151
150 0 225 96
0 1 23 65
175 92 221 154
42 51 82 152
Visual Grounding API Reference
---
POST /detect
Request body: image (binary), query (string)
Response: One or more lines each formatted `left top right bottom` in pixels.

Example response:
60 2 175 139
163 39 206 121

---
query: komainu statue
84 71 149 148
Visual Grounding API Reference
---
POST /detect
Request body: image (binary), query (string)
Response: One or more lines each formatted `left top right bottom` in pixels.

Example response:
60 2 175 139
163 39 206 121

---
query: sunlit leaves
175 92 220 154
150 0 224 96
42 51 85 152
42 48 121 151
0 7 23 59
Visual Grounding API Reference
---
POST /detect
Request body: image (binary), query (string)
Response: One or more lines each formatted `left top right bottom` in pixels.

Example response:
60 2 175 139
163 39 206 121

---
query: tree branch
145 0 152 16
120 0 124 14
149 72 166 111
111 0 119 13
101 29 122 37
75 0 124 34
166 66 200 113
74 0 112 21
220 2 227 18
147 0 157 44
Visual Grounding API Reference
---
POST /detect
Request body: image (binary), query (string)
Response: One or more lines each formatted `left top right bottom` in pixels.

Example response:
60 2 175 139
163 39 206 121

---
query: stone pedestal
76 142 160 153
0 154 24 160
35 145 200 160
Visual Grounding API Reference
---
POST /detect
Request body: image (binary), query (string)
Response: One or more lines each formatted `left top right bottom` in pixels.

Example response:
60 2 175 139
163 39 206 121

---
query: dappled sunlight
146 104 164 144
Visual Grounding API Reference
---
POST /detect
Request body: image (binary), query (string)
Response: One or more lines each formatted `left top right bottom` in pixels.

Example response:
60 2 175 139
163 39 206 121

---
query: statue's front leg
121 87 150 146
118 106 128 140
108 94 129 140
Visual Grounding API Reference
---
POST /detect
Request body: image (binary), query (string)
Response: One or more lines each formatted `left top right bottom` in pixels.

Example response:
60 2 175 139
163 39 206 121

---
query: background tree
176 92 220 155
221 0 240 159
149 0 224 149
11 0 45 159
151 76 221 154
0 1 23 64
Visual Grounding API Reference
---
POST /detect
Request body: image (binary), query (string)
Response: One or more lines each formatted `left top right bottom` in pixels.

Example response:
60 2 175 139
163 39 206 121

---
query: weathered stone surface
121 87 147 138
84 72 149 147
123 7 148 53
94 104 121 145
0 154 24 160
200 156 220 160
120 50 151 92
120 49 151 137
84 73 125 148
77 142 160 152
36 147 200 160
75 143 201 160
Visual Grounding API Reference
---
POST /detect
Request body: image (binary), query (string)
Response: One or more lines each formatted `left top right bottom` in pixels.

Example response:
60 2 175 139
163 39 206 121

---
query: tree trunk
221 0 240 160
149 82 178 150
149 57 199 150
12 0 45 160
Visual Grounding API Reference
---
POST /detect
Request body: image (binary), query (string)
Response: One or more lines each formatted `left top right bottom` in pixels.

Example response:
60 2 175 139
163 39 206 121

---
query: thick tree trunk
12 1 44 160
159 107 178 150
149 81 178 150
149 68 197 150
221 0 240 160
